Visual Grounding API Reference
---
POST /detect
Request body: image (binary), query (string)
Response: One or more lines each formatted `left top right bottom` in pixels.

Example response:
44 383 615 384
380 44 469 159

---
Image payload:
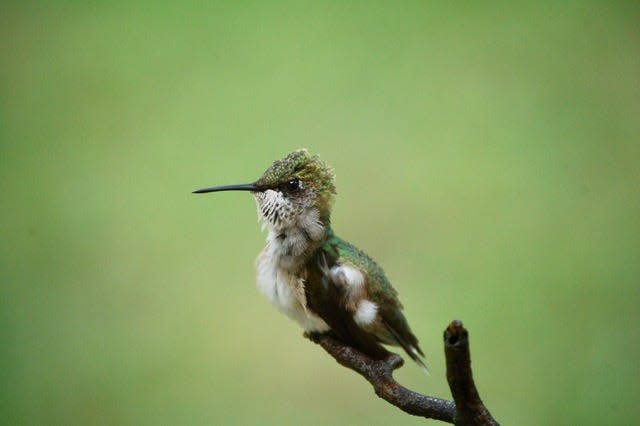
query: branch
306 320 499 425
444 320 498 425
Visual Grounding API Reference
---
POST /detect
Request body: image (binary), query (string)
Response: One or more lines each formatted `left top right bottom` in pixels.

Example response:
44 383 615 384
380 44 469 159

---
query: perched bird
194 149 427 372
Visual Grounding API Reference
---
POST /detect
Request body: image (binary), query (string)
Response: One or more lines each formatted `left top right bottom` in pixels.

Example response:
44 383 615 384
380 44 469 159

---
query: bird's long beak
192 183 258 194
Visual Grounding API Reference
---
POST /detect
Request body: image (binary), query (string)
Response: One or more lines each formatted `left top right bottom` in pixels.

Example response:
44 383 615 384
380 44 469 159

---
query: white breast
255 229 330 332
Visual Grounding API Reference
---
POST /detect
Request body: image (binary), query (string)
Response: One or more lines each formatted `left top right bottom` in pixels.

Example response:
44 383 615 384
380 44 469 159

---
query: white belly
255 236 330 332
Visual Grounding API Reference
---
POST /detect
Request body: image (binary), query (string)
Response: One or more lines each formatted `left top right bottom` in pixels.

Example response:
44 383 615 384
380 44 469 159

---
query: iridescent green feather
322 229 402 309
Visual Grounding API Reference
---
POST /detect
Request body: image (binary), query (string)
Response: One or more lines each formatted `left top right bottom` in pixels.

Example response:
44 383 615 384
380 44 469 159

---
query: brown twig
444 320 498 425
306 320 499 425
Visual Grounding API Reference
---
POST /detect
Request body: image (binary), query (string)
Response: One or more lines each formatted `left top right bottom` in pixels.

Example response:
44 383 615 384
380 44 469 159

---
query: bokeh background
2 2 639 425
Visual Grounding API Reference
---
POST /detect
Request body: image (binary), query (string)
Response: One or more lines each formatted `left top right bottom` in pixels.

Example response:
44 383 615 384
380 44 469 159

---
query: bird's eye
282 178 300 192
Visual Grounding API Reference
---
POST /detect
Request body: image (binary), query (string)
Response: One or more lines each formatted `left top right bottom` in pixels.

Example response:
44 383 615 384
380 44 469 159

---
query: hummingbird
194 149 428 372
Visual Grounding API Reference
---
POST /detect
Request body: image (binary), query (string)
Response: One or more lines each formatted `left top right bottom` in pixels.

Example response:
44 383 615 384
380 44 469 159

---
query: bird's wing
306 232 427 372
304 245 391 360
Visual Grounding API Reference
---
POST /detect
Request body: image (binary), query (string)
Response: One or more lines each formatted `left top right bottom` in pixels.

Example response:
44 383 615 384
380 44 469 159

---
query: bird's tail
407 345 430 375
383 320 430 375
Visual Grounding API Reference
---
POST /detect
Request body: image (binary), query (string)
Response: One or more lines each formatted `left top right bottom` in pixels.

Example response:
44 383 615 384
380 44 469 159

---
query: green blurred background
2 1 639 425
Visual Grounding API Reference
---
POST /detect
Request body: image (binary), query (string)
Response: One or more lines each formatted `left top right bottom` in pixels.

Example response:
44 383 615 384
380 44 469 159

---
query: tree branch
305 320 499 425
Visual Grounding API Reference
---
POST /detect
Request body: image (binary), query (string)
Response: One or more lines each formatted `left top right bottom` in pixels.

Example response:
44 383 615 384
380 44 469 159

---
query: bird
194 149 427 373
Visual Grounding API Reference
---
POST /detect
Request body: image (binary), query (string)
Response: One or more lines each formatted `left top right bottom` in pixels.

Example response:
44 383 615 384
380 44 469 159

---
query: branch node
305 321 498 425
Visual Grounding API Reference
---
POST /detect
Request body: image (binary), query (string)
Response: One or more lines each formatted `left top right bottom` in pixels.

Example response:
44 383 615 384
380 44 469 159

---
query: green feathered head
253 149 336 227
193 149 337 230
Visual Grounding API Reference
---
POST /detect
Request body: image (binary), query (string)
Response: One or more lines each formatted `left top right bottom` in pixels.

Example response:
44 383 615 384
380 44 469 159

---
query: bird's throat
262 207 327 272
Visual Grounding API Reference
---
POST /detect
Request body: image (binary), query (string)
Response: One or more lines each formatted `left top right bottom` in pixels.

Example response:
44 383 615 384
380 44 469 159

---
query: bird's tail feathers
383 321 430 375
